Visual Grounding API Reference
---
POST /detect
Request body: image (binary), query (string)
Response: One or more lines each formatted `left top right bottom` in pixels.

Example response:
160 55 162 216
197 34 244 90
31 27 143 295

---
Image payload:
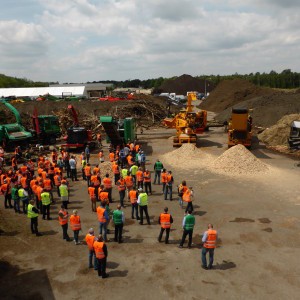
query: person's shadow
214 260 236 270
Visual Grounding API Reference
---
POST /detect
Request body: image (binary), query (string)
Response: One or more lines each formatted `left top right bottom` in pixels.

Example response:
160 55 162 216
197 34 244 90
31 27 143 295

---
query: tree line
1 70 299 90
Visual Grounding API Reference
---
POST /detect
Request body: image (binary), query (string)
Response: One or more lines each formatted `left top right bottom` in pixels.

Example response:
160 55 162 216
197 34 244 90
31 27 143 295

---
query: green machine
32 108 61 144
100 116 136 146
0 99 32 149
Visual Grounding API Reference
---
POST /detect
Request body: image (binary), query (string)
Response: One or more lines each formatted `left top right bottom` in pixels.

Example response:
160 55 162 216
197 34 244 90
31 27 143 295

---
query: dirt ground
1 127 300 300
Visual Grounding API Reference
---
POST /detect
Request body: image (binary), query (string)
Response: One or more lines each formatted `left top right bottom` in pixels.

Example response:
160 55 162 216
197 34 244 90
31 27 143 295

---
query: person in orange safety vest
201 224 218 270
58 205 70 241
70 209 81 245
158 207 173 244
85 228 98 270
93 235 109 278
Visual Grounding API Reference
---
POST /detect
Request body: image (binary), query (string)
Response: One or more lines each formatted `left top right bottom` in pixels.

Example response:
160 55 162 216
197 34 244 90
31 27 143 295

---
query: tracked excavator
163 94 207 147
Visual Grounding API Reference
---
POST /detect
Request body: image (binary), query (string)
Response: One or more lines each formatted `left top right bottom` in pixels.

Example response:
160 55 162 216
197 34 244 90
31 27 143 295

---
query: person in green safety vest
121 167 128 179
27 199 42 236
129 163 139 188
137 188 150 225
11 184 21 214
153 159 164 185
41 190 51 220
178 210 195 249
18 186 29 214
113 204 125 243
59 180 69 209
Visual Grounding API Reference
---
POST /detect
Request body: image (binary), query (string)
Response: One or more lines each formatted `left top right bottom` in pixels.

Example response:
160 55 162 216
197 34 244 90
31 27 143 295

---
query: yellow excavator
163 94 207 146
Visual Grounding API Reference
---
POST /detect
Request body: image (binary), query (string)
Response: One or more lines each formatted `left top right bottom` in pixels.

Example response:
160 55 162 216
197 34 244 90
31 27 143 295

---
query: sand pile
211 144 269 176
258 114 300 146
160 143 214 169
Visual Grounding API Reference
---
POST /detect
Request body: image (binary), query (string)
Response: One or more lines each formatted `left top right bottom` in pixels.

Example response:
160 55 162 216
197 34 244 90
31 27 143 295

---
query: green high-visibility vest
113 210 123 225
139 193 148 206
82 159 86 168
154 161 163 171
27 204 38 218
130 165 138 175
184 214 195 231
41 192 51 205
121 169 128 178
59 185 68 197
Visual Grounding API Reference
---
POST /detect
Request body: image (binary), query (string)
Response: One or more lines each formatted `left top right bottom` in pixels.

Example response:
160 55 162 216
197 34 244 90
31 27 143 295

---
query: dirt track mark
258 218 271 223
262 227 273 232
230 218 255 223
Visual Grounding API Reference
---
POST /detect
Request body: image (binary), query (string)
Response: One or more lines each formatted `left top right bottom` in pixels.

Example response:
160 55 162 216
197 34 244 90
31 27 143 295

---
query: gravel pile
211 144 269 176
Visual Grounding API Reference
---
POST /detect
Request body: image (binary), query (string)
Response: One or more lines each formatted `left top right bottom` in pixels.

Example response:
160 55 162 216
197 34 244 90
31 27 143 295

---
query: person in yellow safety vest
201 224 218 270
41 190 52 220
137 188 150 225
70 209 81 245
27 199 42 236
59 180 69 209
85 228 98 270
158 207 173 244
93 235 109 279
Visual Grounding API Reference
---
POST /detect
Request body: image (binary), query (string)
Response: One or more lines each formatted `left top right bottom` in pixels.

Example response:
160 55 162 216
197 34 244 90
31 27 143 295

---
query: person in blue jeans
164 171 174 200
97 202 110 242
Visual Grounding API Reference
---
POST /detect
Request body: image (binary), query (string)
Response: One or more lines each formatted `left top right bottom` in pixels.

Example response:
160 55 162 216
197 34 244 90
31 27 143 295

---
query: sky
0 0 300 83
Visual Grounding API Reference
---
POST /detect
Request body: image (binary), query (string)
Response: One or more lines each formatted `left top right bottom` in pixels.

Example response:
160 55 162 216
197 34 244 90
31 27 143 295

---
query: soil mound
258 114 300 146
159 74 214 95
215 92 300 128
211 144 269 175
200 79 275 113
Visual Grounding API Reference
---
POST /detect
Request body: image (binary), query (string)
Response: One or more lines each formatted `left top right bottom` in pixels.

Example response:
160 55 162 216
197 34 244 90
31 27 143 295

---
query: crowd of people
0 141 218 278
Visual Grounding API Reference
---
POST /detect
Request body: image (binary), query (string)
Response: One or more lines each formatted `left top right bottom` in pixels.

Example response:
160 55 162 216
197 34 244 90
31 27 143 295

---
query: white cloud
0 0 299 82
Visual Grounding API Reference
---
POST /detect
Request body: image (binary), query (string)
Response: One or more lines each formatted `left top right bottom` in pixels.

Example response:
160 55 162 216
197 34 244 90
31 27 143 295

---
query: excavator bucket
163 117 176 128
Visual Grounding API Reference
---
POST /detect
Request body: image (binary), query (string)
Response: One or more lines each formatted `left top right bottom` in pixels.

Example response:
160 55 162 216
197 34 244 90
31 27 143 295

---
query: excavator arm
68 105 79 127
0 99 22 124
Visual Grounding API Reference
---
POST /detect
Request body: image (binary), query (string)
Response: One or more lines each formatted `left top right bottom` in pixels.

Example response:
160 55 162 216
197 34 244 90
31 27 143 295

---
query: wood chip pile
99 161 114 179
55 108 102 136
111 100 167 128
161 143 214 169
161 143 269 176
211 144 269 175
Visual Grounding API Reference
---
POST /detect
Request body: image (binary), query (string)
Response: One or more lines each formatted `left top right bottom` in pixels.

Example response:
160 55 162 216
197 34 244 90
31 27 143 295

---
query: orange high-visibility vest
129 190 138 204
97 207 107 223
85 166 91 176
143 172 151 182
36 186 43 201
117 179 126 191
136 170 143 182
161 172 167 183
182 189 191 202
93 167 100 174
93 241 105 259
204 229 217 249
20 177 28 188
54 175 61 186
88 186 96 200
70 215 81 231
43 179 52 190
103 177 112 189
160 213 171 229
100 191 109 202
112 164 120 174
125 176 133 188
85 234 95 251
20 165 27 174
91 175 100 186
109 152 115 162
58 209 68 225
166 174 173 183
